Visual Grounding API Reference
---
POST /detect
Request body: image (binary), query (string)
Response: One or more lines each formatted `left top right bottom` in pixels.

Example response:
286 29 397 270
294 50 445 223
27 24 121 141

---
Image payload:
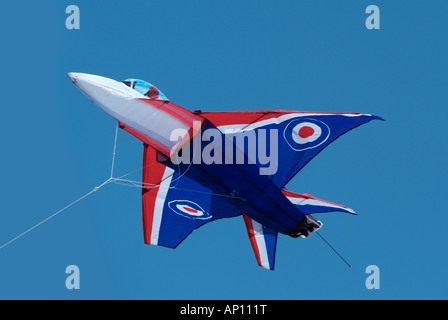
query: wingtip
259 264 275 271
372 115 385 121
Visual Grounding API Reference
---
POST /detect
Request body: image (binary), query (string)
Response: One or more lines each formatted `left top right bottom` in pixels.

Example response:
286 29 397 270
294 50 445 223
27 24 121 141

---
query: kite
67 73 382 270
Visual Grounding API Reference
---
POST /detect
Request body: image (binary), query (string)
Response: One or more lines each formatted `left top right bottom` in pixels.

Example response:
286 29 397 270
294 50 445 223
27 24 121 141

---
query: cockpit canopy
122 79 169 101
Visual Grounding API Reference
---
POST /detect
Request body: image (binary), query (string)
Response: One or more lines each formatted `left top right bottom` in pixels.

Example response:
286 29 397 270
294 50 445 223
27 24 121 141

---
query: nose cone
67 72 148 118
66 72 79 83
67 72 199 156
67 72 144 99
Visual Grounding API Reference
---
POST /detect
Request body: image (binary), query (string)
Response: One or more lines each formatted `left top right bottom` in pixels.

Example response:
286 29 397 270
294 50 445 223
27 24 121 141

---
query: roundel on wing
284 118 330 151
168 200 212 220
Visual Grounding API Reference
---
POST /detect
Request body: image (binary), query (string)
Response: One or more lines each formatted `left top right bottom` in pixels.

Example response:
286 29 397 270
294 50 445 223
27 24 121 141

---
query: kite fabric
68 73 382 270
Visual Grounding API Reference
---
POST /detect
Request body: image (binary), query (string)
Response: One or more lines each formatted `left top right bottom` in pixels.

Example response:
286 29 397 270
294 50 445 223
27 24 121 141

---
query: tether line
316 231 352 268
0 124 121 251
110 123 119 178
0 178 112 251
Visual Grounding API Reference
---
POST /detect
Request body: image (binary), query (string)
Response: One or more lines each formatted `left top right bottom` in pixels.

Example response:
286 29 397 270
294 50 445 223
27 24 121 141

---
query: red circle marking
182 206 198 213
298 126 315 139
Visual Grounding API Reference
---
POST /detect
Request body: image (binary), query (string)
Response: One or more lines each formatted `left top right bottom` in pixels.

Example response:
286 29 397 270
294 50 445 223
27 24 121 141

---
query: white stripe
252 220 270 269
286 196 355 214
286 196 307 206
151 167 175 245
218 112 368 133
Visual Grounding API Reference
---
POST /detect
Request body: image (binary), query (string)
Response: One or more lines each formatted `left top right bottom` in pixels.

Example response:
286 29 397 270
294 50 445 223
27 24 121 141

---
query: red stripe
170 122 203 157
139 99 204 127
141 144 166 244
242 214 262 267
281 189 308 199
201 111 365 127
281 189 351 210
302 193 351 209
123 102 204 157
119 121 172 156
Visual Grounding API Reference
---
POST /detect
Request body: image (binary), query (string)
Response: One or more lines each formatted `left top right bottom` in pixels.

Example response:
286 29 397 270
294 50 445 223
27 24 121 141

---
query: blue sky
0 0 447 299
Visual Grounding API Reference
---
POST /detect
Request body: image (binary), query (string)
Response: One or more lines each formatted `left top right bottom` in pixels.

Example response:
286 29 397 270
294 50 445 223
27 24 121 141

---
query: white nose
66 72 78 83
67 72 197 157
66 72 149 121
67 72 144 99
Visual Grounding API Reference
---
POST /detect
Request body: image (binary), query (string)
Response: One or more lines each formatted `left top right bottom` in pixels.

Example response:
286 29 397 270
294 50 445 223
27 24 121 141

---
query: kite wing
140 144 241 248
282 189 356 215
201 110 383 188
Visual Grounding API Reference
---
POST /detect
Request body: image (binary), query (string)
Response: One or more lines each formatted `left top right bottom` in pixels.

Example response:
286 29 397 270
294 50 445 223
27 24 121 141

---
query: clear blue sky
0 0 447 299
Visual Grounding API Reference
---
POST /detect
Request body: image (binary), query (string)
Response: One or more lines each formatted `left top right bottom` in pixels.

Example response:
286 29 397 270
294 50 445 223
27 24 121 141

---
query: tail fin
282 190 356 215
242 215 278 270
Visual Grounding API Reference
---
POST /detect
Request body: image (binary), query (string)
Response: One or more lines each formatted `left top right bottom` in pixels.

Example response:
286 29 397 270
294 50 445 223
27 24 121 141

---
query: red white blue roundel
168 200 212 220
284 118 330 151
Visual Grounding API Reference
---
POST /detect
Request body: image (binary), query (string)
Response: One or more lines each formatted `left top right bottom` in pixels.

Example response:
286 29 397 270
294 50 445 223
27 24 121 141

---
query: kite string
110 177 244 201
110 123 119 179
0 178 112 251
315 231 352 268
112 134 198 190
1 123 247 251
0 125 136 251
108 128 243 200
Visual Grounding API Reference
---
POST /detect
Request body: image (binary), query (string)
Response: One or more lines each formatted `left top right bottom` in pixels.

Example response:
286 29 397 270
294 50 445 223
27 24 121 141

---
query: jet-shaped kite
68 73 382 270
